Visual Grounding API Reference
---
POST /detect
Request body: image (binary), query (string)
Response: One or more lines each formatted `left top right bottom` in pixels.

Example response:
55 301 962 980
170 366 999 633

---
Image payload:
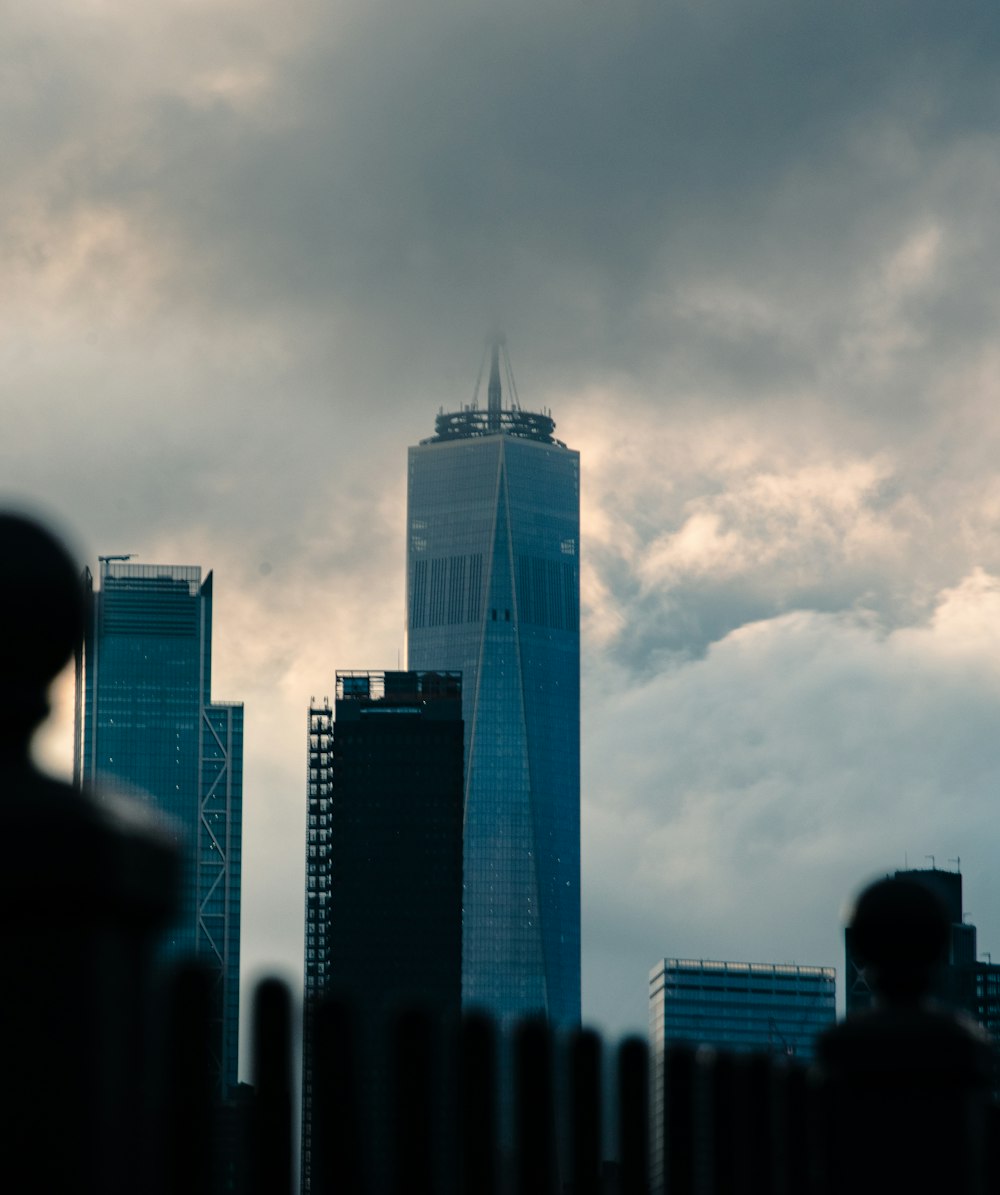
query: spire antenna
424 334 564 447
487 334 504 431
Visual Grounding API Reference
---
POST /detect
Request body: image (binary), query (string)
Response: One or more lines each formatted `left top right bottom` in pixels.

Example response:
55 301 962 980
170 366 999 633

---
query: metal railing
205 975 998 1195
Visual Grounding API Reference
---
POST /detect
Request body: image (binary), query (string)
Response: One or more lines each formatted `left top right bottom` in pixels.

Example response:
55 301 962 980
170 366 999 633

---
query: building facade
649 958 837 1061
649 957 836 1195
406 341 581 1027
77 560 243 1096
301 670 464 1194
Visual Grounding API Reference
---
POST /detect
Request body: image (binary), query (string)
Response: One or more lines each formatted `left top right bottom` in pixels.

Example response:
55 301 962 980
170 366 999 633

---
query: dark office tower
77 560 243 1096
301 670 464 1195
406 339 581 1028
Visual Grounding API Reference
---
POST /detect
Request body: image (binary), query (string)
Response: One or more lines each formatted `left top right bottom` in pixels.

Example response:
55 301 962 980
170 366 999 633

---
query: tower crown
422 338 565 447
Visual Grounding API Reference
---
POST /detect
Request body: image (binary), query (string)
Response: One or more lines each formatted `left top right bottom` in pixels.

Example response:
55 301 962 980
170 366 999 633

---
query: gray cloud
583 574 1000 1034
10 1 999 383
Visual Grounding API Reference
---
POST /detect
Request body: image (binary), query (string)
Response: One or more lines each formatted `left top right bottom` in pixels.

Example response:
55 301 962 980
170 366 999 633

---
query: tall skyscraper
301 670 464 1194
406 340 581 1027
77 560 243 1096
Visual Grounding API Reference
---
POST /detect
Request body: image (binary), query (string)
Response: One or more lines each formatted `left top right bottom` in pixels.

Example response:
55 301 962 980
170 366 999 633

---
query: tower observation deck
422 338 566 447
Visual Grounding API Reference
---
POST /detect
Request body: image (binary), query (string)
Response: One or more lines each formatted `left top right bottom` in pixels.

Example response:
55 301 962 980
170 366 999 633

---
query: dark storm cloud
9 0 1000 672
13 0 995 394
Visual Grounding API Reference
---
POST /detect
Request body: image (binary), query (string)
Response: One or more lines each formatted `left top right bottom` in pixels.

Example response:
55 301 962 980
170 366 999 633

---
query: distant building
649 957 836 1060
406 339 581 1027
77 560 243 1097
301 670 464 1195
649 957 836 1194
846 866 1000 1037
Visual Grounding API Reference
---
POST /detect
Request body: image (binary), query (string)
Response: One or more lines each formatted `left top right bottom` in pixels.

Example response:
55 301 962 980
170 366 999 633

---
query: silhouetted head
0 512 84 753
849 876 951 1006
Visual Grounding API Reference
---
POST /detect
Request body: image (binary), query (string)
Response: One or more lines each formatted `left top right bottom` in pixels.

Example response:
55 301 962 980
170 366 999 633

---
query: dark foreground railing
242 977 658 1195
163 969 997 1195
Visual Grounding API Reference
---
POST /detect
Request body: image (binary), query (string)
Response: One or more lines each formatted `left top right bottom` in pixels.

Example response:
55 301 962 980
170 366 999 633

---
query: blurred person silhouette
815 874 995 1195
0 511 179 1195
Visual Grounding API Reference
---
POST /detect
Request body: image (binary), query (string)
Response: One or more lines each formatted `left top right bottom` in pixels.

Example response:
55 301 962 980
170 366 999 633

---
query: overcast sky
7 0 1000 1063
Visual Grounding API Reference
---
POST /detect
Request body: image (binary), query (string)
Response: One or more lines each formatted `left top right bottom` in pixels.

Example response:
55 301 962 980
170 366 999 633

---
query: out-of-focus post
0 512 179 1195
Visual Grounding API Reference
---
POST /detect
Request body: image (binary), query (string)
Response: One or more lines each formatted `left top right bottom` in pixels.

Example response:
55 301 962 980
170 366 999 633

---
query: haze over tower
406 338 581 1026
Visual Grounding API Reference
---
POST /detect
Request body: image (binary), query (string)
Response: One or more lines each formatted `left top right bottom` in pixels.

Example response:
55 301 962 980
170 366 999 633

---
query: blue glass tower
406 342 580 1027
78 560 243 1095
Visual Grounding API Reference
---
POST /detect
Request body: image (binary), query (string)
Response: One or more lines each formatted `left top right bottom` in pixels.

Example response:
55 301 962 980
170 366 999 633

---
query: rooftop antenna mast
98 552 135 579
501 338 521 409
487 334 505 432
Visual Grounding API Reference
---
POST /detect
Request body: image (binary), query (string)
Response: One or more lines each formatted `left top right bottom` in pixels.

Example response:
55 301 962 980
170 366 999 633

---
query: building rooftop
100 561 202 595
335 670 462 703
420 338 566 448
651 958 836 981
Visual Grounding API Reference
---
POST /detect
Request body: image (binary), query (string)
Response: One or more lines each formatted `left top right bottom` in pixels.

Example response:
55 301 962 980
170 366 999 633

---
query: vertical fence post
515 1018 557 1195
390 1007 437 1195
164 961 217 1195
735 1053 774 1195
987 1100 1000 1193
617 1037 649 1195
461 1013 498 1195
569 1029 602 1195
707 1050 736 1195
251 978 293 1195
770 1059 811 1195
313 997 367 1195
664 1044 698 1195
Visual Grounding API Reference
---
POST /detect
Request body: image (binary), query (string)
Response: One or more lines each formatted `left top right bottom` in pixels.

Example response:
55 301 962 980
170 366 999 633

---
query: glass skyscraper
77 560 243 1096
406 342 581 1027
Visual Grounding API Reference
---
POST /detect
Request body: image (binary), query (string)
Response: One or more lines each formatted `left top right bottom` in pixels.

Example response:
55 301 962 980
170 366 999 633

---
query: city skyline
9 0 1000 1065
